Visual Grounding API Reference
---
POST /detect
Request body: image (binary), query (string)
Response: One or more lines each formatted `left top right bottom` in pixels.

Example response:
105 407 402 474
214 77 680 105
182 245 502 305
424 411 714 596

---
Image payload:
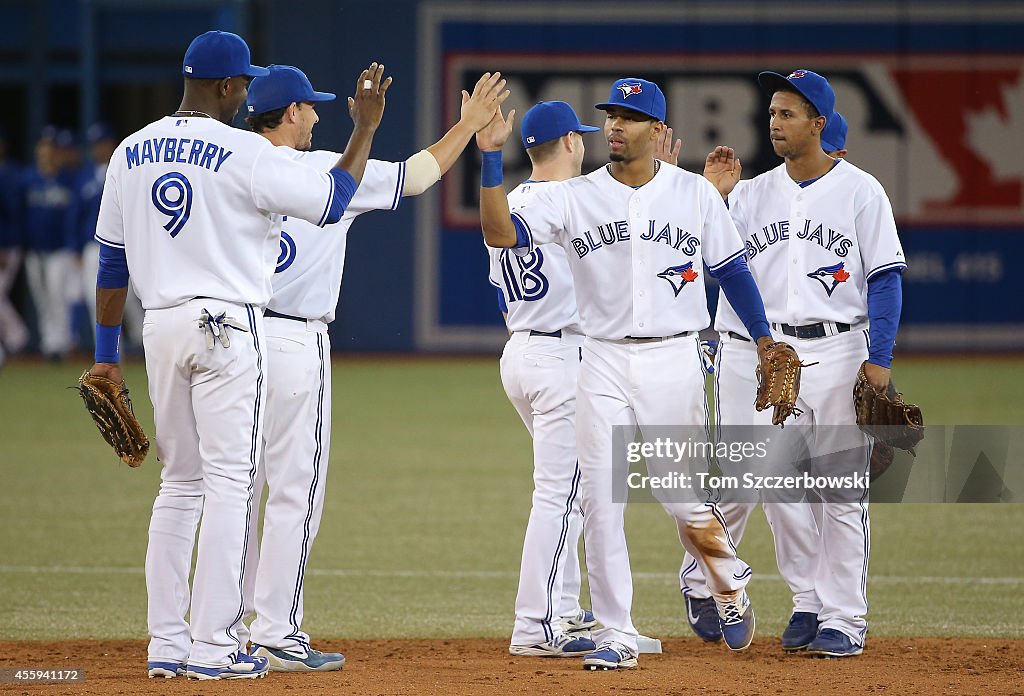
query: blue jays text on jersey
571 219 701 258
744 218 853 260
125 137 233 172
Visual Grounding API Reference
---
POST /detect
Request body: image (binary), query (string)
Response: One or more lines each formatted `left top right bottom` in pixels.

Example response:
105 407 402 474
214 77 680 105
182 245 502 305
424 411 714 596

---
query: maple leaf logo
832 268 850 282
682 268 699 282
966 79 1024 181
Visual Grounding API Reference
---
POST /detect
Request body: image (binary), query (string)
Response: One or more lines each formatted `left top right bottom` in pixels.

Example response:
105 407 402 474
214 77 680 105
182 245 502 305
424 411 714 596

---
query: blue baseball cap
183 30 269 79
757 69 835 120
246 65 336 116
821 111 848 152
595 78 666 121
55 128 76 148
87 122 116 144
520 101 599 149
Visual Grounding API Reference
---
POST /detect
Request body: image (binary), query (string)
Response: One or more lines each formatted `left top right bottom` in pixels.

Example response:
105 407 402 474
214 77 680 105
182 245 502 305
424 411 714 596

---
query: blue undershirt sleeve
323 169 359 225
511 214 530 249
866 269 902 368
709 255 770 341
96 242 129 289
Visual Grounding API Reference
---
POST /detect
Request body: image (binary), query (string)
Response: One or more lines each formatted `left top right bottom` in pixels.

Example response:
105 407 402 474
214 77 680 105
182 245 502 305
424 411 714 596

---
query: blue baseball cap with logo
820 111 848 152
595 78 666 121
757 69 835 120
246 65 337 116
183 30 269 79
520 101 600 149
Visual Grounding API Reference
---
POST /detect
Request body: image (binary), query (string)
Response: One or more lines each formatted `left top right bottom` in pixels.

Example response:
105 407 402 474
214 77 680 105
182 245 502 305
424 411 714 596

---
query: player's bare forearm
335 125 377 185
480 186 518 248
426 121 476 175
96 286 128 327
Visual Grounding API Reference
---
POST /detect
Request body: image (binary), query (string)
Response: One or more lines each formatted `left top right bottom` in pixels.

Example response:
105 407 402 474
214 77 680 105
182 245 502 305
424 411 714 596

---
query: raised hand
703 145 742 198
475 103 516 153
654 126 682 166
348 62 393 131
460 72 510 132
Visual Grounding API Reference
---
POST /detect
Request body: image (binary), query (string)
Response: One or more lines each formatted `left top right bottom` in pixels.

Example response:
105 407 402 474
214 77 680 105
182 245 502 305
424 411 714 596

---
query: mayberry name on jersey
125 137 233 172
744 218 853 260
570 219 701 258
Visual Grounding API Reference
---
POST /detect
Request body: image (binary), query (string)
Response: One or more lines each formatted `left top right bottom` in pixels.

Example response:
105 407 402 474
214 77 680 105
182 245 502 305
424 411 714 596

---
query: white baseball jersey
95 116 344 310
488 180 579 334
268 149 404 322
513 163 744 340
716 159 905 334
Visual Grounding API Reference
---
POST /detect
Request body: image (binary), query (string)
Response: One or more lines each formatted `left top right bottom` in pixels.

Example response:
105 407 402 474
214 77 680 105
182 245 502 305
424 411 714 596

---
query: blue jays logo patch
788 70 808 79
807 262 850 297
617 83 643 99
658 262 699 297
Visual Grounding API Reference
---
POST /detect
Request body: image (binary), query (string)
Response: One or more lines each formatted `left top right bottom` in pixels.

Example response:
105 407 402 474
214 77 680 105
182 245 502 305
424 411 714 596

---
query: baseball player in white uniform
487 101 599 658
478 78 784 670
682 70 905 658
88 31 388 680
680 108 852 645
234 67 509 672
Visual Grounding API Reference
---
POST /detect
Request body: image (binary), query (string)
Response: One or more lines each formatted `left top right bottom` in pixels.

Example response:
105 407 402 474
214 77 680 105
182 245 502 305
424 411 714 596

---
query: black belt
727 331 751 342
264 309 306 323
529 330 562 338
622 331 694 342
777 322 851 339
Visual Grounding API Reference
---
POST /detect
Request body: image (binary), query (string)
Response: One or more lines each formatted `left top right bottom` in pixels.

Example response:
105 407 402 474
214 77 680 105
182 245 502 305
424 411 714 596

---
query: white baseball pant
500 330 586 646
143 298 266 669
682 328 871 644
238 315 332 652
578 334 750 654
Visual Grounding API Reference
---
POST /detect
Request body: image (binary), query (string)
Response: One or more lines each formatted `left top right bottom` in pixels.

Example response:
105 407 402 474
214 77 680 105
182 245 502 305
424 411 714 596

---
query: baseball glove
869 442 895 481
77 370 150 467
754 341 804 426
853 362 925 455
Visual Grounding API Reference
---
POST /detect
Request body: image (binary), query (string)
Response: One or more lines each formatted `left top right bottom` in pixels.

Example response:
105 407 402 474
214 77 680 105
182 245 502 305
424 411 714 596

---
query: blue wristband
480 150 503 188
95 323 122 363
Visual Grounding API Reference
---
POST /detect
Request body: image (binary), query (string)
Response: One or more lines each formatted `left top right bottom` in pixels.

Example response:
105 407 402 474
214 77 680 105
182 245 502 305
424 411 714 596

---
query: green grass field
1 357 1023 642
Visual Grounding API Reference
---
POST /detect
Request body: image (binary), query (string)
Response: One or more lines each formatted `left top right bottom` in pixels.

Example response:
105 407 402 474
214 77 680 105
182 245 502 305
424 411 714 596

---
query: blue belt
529 330 562 338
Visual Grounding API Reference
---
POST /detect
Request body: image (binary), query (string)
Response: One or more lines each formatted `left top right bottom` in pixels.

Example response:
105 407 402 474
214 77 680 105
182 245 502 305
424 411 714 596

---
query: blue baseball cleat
147 661 185 678
716 591 755 651
562 608 598 634
805 628 863 658
510 634 596 657
186 652 269 680
582 642 638 670
251 644 346 672
684 594 723 642
781 612 820 651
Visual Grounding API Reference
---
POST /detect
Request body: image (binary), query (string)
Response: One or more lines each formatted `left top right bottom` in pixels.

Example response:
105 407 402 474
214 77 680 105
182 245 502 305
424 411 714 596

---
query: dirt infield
2 637 1023 695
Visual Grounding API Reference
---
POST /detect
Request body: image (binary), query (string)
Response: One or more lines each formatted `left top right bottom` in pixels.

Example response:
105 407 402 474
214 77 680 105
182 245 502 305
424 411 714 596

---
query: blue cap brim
309 90 336 102
576 124 601 132
244 65 271 77
594 102 660 120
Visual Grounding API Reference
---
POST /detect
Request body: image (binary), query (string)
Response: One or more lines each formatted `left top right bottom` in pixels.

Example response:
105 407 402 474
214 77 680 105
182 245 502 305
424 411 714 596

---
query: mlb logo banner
415 3 1024 352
